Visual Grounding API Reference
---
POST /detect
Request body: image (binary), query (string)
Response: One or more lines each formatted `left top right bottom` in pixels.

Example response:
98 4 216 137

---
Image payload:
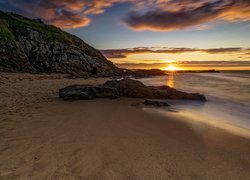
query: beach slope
0 73 250 179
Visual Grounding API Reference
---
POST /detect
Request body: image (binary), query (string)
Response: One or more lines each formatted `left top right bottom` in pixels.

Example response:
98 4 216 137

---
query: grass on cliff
0 19 15 40
0 11 76 43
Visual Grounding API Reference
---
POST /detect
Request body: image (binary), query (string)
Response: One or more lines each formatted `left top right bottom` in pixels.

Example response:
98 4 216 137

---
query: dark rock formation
103 79 206 100
59 85 119 100
143 100 170 107
59 78 206 101
102 78 153 98
0 11 120 77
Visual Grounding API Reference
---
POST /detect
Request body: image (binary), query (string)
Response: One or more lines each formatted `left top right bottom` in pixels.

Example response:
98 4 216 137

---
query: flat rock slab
59 78 206 101
59 85 119 100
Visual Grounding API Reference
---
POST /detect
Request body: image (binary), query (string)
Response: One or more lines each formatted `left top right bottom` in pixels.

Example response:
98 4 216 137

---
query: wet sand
0 73 250 179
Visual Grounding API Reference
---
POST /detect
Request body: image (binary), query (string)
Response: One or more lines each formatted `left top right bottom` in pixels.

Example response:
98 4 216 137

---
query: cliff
0 11 119 77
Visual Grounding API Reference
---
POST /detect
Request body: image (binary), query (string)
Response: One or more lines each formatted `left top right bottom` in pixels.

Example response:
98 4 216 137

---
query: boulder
103 78 152 98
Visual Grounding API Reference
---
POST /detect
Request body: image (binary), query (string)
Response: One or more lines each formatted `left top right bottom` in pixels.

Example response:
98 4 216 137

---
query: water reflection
144 105 250 139
167 73 175 88
140 72 250 138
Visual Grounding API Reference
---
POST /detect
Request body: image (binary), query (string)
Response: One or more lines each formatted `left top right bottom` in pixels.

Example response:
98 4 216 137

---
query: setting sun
162 64 181 71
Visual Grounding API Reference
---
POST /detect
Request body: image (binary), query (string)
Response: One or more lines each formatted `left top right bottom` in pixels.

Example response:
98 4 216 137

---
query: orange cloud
4 0 122 29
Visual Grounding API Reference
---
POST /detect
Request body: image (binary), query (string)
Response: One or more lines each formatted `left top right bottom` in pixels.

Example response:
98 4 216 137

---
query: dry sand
0 73 250 180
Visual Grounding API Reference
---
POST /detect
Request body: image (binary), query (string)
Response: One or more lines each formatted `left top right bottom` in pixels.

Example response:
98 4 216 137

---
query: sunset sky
1 0 250 70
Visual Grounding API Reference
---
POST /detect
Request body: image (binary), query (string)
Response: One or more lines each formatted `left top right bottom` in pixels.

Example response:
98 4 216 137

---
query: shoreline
144 107 250 139
1 73 250 179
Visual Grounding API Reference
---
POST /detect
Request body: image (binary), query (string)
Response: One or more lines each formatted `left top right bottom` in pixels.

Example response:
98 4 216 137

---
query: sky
1 0 250 70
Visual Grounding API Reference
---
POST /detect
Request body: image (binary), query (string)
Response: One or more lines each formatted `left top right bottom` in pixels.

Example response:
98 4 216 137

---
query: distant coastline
122 68 220 78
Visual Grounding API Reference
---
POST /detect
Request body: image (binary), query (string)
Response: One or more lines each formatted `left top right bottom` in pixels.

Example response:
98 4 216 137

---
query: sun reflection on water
167 73 175 88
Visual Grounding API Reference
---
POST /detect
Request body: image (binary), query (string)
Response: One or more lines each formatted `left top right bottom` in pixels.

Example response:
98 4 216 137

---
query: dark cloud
204 48 243 53
123 3 221 31
101 47 247 59
122 0 250 31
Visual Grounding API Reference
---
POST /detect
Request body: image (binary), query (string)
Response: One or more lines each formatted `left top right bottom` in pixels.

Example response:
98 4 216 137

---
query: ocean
139 71 250 138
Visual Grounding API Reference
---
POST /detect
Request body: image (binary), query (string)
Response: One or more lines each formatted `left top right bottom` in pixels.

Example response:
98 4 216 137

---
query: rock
0 11 120 77
142 100 170 107
59 85 120 100
103 78 152 98
59 78 206 101
148 85 207 101
103 78 206 101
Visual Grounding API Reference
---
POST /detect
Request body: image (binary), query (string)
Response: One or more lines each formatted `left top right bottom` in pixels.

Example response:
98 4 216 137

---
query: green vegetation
0 20 15 41
0 18 17 49
0 11 76 43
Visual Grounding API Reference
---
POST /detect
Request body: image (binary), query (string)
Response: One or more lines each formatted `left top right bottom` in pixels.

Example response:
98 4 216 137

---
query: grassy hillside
0 11 76 43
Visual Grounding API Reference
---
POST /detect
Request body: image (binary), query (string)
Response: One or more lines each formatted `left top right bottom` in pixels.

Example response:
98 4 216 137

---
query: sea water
139 71 250 138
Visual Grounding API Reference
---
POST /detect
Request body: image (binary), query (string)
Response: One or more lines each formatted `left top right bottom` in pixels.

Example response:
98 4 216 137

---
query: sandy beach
1 73 250 180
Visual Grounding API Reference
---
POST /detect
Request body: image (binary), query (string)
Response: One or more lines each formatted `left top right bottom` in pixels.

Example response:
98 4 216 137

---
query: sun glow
162 64 181 71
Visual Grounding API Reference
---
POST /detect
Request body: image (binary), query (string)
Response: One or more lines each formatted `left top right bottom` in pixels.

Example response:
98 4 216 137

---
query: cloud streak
116 61 250 69
101 47 248 59
1 0 250 30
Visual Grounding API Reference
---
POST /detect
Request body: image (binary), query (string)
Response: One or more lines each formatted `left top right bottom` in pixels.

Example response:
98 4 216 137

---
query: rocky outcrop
0 11 119 77
102 79 206 100
59 85 119 100
59 78 206 101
